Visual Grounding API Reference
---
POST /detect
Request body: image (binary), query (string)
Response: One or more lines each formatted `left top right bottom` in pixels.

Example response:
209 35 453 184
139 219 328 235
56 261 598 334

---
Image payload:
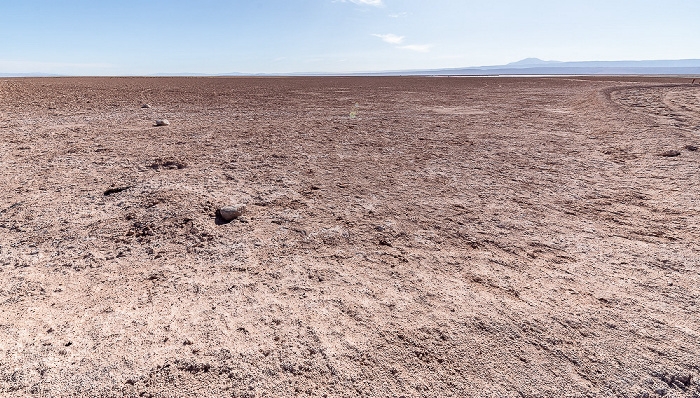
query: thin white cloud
398 44 432 53
349 0 383 6
389 12 407 18
336 0 383 6
372 33 405 45
372 33 431 53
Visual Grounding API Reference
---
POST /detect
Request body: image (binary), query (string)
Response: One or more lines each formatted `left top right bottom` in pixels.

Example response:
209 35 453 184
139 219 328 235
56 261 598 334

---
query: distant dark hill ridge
266 58 700 76
375 58 700 76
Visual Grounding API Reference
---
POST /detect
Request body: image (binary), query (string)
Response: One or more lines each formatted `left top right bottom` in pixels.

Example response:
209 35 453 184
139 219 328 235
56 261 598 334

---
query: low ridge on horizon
2 57 700 77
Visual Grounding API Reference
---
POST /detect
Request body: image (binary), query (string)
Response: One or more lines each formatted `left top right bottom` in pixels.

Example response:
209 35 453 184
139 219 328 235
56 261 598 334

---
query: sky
1 0 699 75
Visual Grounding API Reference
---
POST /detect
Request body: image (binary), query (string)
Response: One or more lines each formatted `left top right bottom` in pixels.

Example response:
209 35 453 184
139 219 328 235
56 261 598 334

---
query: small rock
155 119 170 126
104 186 132 196
684 145 698 151
658 150 681 157
141 104 151 108
678 374 693 386
219 204 246 221
148 271 165 281
149 158 186 170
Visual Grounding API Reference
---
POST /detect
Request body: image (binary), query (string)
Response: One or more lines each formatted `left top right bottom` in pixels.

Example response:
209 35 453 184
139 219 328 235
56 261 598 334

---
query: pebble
155 119 170 126
659 150 680 157
141 104 151 108
219 204 246 221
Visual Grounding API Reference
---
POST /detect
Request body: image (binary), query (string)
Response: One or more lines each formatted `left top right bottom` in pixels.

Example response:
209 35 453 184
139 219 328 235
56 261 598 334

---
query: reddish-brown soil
0 76 699 397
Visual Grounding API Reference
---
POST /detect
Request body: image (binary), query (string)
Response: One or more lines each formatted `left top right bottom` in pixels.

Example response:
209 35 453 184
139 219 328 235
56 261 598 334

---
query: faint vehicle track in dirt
609 84 700 130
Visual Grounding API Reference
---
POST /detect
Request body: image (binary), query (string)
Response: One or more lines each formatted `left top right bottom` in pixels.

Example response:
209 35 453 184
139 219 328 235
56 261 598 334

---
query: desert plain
0 76 699 397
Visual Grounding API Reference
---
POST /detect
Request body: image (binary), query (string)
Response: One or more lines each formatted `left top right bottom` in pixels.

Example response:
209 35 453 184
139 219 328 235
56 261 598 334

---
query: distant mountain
505 58 563 67
150 73 216 77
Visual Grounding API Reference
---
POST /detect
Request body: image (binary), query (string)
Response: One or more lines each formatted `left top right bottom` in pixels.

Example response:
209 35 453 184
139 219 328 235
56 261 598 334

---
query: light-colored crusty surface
0 76 699 397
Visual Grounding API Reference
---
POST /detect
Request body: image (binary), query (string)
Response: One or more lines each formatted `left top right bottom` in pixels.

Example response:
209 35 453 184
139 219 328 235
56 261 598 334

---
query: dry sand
0 76 699 397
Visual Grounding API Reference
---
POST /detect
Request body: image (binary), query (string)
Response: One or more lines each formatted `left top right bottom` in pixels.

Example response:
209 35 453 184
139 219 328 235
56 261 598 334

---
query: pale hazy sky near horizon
1 0 699 75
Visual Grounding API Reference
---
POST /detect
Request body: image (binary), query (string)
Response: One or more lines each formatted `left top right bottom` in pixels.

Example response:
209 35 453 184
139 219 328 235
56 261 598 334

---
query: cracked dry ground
0 76 699 397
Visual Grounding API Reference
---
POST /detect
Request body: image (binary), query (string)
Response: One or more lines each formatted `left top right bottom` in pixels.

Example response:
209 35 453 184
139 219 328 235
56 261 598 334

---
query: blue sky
1 0 699 75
